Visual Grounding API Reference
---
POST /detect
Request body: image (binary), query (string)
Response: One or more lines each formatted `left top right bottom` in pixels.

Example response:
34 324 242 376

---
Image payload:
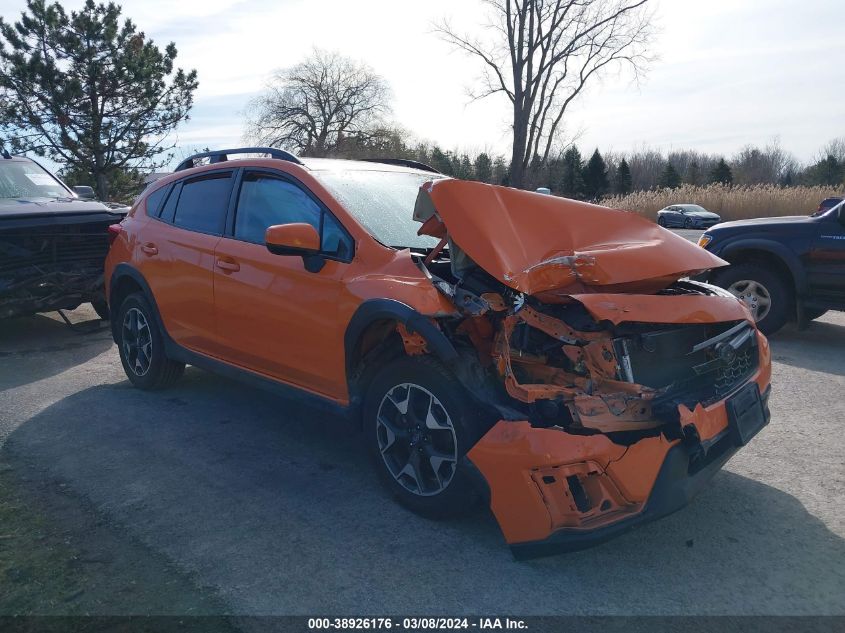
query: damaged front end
408 180 772 557
0 212 125 319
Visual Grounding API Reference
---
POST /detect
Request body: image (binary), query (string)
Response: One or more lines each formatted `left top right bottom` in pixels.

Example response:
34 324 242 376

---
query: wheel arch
108 264 167 344
713 239 806 296
344 299 459 404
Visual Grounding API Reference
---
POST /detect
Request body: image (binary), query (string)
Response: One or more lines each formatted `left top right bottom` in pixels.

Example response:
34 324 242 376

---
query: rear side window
172 173 233 234
144 186 168 216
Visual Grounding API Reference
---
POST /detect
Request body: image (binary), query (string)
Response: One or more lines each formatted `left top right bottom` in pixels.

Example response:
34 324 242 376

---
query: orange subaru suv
105 148 772 558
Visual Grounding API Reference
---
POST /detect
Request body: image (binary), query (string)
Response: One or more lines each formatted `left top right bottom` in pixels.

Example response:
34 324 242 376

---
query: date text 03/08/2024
307 617 528 630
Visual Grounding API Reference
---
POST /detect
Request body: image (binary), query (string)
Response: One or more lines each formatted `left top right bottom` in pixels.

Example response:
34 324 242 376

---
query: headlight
698 234 712 248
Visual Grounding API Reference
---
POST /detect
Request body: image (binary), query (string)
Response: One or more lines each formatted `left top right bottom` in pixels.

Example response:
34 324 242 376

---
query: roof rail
360 158 440 174
175 147 303 172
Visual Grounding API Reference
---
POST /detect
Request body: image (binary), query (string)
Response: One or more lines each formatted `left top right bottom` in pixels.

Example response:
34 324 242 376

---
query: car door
806 205 845 298
665 206 680 227
213 169 354 400
138 170 235 354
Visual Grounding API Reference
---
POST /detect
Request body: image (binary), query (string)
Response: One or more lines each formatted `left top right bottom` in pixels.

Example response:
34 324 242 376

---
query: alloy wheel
376 383 458 497
727 279 772 321
122 307 153 376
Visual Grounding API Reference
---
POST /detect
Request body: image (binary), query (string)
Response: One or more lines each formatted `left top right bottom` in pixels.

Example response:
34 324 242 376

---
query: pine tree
614 158 633 195
560 146 585 199
582 149 610 200
474 152 493 183
492 156 509 185
0 0 198 200
709 158 733 185
659 163 681 189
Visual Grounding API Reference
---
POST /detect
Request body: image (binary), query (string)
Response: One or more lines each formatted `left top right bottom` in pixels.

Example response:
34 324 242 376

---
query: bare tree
438 0 653 188
731 139 798 186
245 50 391 156
818 137 845 164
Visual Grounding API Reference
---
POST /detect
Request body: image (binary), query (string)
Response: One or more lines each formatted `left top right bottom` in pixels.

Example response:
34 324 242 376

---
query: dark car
0 153 128 319
698 200 845 334
657 204 722 229
816 196 843 214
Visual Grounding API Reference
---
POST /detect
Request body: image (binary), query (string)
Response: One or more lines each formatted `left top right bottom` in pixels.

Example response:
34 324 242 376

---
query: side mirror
265 223 321 256
73 185 96 200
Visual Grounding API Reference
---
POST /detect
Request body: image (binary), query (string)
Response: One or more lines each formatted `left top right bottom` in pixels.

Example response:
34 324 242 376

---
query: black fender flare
344 299 458 377
713 238 807 295
108 263 168 344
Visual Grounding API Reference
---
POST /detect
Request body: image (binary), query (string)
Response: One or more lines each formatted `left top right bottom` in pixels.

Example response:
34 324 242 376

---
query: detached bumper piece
468 385 771 560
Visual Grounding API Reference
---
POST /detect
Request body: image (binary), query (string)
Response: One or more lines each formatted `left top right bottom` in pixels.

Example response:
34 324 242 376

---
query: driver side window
234 173 321 244
233 171 353 259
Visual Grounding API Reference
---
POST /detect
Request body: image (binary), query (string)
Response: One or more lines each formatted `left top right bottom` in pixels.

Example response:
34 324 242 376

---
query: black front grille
638 321 760 422
714 346 756 399
0 224 111 275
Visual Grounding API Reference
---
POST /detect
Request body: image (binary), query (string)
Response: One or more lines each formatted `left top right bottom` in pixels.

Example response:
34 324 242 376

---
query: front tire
364 356 489 518
116 292 185 390
712 263 791 335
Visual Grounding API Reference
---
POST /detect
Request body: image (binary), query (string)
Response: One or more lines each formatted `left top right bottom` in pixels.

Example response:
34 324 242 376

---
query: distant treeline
322 130 845 201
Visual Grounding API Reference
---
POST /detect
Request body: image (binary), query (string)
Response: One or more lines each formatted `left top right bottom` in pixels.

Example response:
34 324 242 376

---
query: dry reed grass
601 184 841 221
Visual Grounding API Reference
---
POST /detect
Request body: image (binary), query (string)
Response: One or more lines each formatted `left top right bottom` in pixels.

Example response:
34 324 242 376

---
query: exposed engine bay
412 246 758 441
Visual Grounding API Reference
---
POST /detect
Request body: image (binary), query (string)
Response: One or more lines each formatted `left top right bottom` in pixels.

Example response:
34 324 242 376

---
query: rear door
212 169 354 400
139 170 235 354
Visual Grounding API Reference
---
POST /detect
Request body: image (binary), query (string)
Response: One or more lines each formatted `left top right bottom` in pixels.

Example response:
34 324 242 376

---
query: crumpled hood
415 179 728 295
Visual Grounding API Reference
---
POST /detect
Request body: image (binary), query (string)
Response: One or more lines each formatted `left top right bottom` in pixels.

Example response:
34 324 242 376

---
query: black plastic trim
359 158 441 174
344 299 459 377
175 147 303 172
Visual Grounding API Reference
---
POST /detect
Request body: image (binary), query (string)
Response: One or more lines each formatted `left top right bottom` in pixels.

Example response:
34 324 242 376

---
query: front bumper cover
467 381 771 560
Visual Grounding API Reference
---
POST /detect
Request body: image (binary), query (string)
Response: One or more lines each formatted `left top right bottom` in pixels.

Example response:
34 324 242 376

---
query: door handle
141 243 158 255
215 258 240 272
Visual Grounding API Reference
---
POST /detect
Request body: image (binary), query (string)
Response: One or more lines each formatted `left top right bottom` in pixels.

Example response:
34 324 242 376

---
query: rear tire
657 216 666 227
712 263 791 335
363 355 490 519
116 292 185 390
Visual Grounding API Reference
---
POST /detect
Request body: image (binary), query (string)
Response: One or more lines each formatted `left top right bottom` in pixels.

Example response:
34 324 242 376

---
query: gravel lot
1 249 844 615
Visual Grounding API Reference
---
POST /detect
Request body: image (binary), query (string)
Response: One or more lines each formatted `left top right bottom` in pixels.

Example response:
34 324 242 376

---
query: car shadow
3 370 844 614
0 312 114 391
767 317 845 374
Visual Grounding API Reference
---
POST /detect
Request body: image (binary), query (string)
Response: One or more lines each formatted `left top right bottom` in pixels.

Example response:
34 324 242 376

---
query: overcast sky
2 0 843 166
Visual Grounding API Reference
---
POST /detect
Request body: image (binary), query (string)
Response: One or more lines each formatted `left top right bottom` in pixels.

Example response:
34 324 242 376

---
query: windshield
0 160 69 199
680 204 707 213
315 169 442 249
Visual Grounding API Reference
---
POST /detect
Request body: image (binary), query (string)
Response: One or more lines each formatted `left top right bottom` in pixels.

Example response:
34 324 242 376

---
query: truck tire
712 263 791 335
